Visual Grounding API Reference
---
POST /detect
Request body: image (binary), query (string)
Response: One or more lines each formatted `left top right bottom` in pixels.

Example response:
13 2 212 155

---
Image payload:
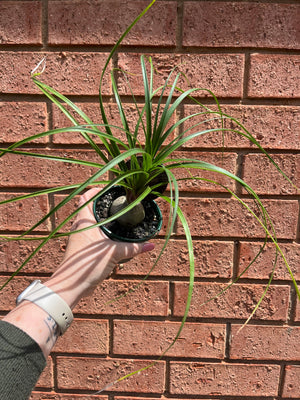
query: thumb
118 242 155 264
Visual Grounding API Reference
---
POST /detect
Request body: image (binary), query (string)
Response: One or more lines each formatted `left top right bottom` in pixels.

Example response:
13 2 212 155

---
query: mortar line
225 322 231 360
41 0 49 50
176 0 184 53
278 363 287 397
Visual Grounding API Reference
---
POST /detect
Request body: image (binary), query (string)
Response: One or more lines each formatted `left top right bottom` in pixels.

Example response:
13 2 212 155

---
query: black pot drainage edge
93 186 163 243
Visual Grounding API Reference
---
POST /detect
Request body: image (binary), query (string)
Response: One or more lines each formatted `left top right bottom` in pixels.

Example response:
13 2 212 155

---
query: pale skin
3 187 155 358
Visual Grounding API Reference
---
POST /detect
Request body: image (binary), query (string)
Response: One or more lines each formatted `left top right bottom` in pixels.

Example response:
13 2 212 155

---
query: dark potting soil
94 186 161 241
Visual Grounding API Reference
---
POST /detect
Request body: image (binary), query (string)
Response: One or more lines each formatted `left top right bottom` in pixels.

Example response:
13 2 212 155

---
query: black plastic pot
93 186 162 243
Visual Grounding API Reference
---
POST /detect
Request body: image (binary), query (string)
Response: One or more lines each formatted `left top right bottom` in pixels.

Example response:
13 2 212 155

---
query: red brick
0 2 42 45
113 320 225 358
0 102 47 144
54 319 108 354
242 154 299 195
56 356 165 392
0 276 34 311
117 53 244 98
183 2 299 49
0 52 111 95
116 398 168 400
31 393 107 400
52 102 104 145
169 362 280 396
118 239 233 279
0 193 50 232
35 356 53 388
282 365 300 398
181 104 300 150
238 242 300 281
116 398 217 400
74 279 169 316
177 198 298 240
296 299 300 322
173 282 290 321
230 325 300 361
52 193 80 233
51 102 176 146
48 1 176 46
171 151 237 193
248 54 300 98
0 237 66 274
116 399 218 400
0 149 103 188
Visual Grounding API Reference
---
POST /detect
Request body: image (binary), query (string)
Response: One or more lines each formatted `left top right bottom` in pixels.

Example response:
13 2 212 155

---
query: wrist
45 273 89 310
16 280 73 335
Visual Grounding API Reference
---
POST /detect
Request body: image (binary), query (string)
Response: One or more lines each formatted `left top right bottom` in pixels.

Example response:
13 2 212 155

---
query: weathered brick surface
171 151 237 192
230 325 300 361
183 2 300 49
48 1 177 46
173 282 290 321
238 242 300 281
74 279 169 316
117 53 244 98
118 239 233 279
51 102 176 145
282 365 300 398
0 52 111 95
56 357 165 392
248 54 300 98
0 150 103 188
115 398 171 400
31 394 107 400
0 193 50 232
0 102 47 144
115 398 217 400
35 356 54 388
52 193 81 233
0 2 42 45
242 154 299 195
0 237 66 274
54 319 108 354
51 102 106 145
113 320 225 358
0 276 34 311
177 198 299 240
169 362 280 396
182 104 300 150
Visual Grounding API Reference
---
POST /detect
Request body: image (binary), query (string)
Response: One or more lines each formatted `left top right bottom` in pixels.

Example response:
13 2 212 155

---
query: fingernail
142 243 155 253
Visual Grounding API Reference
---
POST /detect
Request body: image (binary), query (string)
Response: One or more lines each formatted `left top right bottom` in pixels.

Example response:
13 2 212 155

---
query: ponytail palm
0 0 298 390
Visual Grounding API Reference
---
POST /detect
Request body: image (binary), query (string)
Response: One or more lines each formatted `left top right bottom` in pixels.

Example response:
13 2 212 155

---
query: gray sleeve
0 320 46 400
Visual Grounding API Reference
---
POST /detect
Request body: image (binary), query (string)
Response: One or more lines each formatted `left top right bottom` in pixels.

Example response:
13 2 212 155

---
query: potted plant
0 0 299 389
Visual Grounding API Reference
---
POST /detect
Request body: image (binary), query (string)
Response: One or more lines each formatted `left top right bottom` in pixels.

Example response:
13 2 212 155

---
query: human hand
45 187 155 308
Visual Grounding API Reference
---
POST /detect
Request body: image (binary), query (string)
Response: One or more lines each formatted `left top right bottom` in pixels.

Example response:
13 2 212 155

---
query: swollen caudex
109 195 145 227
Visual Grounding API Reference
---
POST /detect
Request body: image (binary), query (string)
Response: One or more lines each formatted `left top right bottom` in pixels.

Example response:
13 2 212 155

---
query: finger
118 257 132 264
116 242 155 263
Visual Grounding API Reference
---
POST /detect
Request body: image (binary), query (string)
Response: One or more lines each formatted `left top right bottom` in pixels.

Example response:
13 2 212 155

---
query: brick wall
0 1 299 399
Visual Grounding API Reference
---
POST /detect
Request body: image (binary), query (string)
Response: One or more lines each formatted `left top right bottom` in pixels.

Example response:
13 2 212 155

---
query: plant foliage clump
0 0 299 390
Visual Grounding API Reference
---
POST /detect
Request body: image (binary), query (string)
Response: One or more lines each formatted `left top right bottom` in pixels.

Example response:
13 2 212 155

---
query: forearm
0 188 155 399
3 300 59 358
